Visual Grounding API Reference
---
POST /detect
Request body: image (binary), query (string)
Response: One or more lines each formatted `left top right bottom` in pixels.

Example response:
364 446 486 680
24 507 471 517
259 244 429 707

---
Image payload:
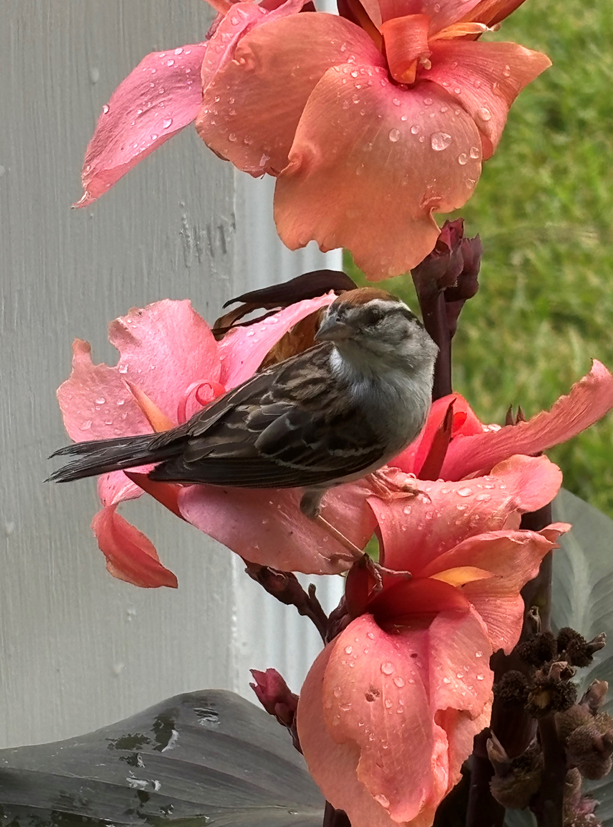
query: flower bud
487 733 543 809
250 668 300 751
566 716 613 780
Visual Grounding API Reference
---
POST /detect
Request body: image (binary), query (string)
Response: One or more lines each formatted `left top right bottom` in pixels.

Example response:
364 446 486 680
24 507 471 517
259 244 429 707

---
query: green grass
346 0 613 515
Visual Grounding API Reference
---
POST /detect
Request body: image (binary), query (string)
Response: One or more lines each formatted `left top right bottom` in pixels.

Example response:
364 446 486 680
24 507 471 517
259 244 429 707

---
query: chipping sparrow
50 288 437 548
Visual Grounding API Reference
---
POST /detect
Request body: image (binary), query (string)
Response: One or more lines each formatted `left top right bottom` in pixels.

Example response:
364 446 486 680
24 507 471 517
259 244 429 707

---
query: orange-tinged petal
359 0 484 31
125 472 183 519
381 15 431 84
92 505 178 589
298 610 492 827
125 382 175 432
430 565 493 586
197 13 384 176
425 40 551 158
465 0 528 26
441 361 613 480
275 66 482 280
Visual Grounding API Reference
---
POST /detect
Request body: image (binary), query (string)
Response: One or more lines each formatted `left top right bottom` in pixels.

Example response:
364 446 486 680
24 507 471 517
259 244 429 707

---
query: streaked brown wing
148 343 384 488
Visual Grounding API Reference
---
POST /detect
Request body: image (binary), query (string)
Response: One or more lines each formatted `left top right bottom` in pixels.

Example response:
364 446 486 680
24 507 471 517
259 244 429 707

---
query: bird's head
315 288 438 374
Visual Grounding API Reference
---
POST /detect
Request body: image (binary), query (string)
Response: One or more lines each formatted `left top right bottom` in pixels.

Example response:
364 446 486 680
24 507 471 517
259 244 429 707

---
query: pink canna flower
76 0 549 279
56 294 377 588
298 454 569 827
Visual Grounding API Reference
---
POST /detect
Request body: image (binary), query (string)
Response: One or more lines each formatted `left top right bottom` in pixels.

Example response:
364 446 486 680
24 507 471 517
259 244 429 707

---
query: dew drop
392 97 401 106
367 631 375 640
443 677 451 684
424 97 433 106
102 104 110 114
80 420 92 431
228 132 237 142
410 124 420 135
476 493 491 502
388 128 400 142
503 64 511 77
162 118 173 129
167 59 175 67
454 86 461 95
458 152 468 165
344 645 353 655
385 699 393 708
393 676 405 688
375 794 390 809
475 651 483 658
477 674 485 681
95 397 106 405
469 146 480 159
478 107 492 121
457 487 472 497
381 662 395 675
431 132 452 151
350 69 359 78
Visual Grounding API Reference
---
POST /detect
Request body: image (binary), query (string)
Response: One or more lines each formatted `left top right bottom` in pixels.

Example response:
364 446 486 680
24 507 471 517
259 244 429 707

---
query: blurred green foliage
346 0 613 514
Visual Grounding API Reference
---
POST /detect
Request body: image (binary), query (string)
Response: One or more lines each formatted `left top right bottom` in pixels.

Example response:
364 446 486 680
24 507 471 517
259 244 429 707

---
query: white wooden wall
0 0 342 748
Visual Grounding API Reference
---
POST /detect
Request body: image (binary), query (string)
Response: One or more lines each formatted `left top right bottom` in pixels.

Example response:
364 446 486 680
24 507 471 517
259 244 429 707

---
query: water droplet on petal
475 650 483 658
470 146 481 159
162 118 173 129
174 47 183 55
381 662 394 675
375 794 390 809
388 128 400 142
477 674 485 681
344 645 353 654
393 676 405 688
478 107 492 121
102 104 110 114
118 364 128 374
431 132 452 151
458 152 468 165
443 676 451 684
367 631 375 640
503 64 511 77
80 420 92 430
385 698 393 708
95 397 106 405
410 124 420 135
424 97 433 106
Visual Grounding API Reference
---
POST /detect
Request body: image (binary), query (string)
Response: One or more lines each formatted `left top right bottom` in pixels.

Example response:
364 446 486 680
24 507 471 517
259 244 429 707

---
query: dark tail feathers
48 433 178 483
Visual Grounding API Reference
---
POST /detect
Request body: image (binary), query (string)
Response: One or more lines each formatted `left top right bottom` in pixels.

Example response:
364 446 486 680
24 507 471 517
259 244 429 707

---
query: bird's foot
313 514 364 562
368 470 431 502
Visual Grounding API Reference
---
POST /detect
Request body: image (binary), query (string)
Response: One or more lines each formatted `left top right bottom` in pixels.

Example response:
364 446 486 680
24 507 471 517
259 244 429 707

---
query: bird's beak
315 315 354 342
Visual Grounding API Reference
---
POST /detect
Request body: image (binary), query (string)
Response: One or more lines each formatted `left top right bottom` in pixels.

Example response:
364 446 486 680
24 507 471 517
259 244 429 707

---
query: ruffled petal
218 293 335 388
201 3 267 90
441 361 613 480
421 525 569 652
57 339 151 442
359 0 483 32
370 454 562 572
109 299 221 423
299 611 492 827
97 472 144 508
275 67 483 280
76 43 207 206
197 13 383 176
425 40 551 159
177 479 377 574
392 393 484 475
91 505 178 588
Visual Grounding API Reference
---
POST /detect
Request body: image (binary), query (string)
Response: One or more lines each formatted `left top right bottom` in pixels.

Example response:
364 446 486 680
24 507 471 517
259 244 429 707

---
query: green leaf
552 488 613 824
0 689 324 826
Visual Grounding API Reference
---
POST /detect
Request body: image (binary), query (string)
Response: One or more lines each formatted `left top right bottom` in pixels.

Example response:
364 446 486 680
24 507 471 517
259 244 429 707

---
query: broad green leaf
0 689 324 826
552 488 613 824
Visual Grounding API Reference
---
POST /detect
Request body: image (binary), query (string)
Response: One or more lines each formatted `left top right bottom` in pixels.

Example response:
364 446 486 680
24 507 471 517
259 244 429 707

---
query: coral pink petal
299 611 492 826
360 0 483 31
218 293 335 389
371 454 562 573
76 43 207 206
197 13 383 176
57 339 151 442
421 527 569 652
98 472 144 508
298 644 402 827
177 480 377 574
109 299 220 423
425 41 551 159
275 68 482 280
393 394 484 474
442 361 613 480
92 505 178 588
468 0 528 26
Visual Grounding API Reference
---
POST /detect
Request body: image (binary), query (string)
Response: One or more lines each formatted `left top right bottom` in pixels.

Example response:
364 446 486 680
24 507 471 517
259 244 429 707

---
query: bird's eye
365 305 384 325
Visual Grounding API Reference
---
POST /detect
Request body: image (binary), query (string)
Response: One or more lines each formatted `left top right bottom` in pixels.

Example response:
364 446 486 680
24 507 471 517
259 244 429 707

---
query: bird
50 287 438 557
